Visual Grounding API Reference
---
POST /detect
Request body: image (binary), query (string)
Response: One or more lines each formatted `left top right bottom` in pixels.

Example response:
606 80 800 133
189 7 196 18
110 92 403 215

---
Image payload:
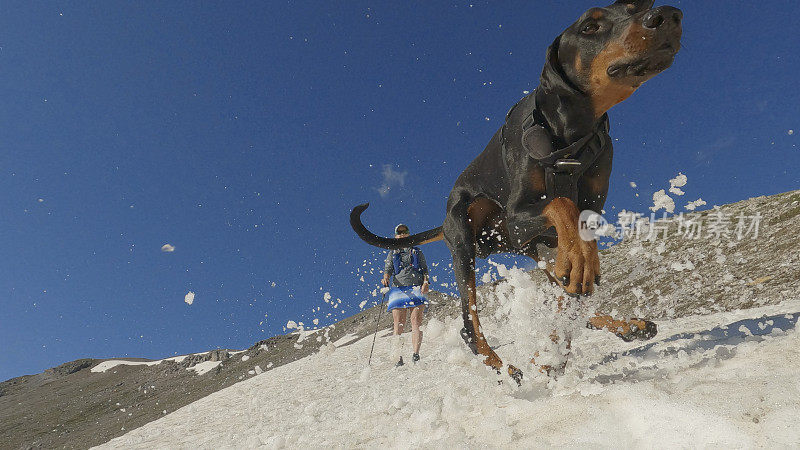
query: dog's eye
581 22 600 34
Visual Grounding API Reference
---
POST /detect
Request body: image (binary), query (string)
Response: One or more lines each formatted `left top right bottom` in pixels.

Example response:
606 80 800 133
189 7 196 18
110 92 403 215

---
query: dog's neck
535 79 599 149
535 44 604 149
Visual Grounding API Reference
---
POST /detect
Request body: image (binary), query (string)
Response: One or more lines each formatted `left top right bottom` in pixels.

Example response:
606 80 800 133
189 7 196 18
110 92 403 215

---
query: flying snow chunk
629 181 638 188
650 189 675 213
789 129 794 135
161 244 175 252
685 198 707 211
669 173 687 196
323 292 332 302
669 173 687 187
481 272 492 284
184 291 195 305
286 320 298 330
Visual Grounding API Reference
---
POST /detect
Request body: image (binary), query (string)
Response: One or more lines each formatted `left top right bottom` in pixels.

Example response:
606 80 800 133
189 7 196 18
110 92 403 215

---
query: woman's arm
382 251 394 287
418 251 430 294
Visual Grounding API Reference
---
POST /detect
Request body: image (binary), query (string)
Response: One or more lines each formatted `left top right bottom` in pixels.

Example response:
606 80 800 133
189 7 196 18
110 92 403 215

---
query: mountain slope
595 190 800 318
3 190 799 449
96 281 800 448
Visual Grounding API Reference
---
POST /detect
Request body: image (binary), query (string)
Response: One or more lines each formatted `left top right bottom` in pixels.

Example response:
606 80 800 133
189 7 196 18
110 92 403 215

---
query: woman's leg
391 308 407 364
392 309 407 335
410 305 424 354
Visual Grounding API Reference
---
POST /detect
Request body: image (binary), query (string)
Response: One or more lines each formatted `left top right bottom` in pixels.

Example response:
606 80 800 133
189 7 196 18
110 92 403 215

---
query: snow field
97 269 800 448
91 349 247 374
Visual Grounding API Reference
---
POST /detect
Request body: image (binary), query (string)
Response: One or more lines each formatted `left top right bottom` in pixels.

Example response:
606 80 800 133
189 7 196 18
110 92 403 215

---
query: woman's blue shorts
386 286 428 312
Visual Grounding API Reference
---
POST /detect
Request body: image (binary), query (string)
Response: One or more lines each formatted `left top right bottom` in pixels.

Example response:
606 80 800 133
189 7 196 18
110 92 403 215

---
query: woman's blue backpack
392 247 421 275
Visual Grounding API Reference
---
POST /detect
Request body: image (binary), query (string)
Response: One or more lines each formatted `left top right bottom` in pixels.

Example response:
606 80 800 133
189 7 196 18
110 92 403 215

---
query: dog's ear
541 37 566 89
545 37 559 69
612 0 654 13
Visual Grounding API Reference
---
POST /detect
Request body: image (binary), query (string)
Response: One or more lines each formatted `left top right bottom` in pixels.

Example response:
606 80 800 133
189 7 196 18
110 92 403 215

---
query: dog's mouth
606 41 680 82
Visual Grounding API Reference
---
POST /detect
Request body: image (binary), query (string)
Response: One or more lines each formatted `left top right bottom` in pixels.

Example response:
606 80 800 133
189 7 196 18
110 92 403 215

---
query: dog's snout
643 6 682 29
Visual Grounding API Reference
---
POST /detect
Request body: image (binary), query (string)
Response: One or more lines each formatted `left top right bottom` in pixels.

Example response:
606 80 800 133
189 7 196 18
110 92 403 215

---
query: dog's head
543 0 682 117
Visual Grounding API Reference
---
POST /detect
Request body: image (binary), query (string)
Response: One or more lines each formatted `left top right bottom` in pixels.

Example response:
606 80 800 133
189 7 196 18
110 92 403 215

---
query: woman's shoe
395 356 404 367
412 353 420 363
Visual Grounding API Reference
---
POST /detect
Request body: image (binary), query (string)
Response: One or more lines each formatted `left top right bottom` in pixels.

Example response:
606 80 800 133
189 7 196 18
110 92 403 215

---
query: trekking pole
367 288 388 366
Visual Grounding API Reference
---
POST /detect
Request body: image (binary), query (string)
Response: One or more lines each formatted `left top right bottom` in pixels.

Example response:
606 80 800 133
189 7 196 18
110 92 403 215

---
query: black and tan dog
351 0 682 382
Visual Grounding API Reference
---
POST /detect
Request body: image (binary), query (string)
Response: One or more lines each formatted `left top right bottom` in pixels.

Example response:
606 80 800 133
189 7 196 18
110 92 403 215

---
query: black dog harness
501 96 611 203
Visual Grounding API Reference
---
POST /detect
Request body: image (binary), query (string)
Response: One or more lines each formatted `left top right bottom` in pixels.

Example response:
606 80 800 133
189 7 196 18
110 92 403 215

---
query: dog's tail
350 203 443 250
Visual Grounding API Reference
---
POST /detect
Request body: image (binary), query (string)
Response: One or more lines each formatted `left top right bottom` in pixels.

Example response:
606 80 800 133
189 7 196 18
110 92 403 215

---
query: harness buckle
554 159 582 174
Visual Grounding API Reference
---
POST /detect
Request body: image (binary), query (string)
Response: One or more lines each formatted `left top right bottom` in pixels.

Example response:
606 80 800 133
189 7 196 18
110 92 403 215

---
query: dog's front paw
554 238 600 296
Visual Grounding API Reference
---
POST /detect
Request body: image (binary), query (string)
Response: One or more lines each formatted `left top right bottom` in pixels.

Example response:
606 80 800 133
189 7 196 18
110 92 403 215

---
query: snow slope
97 268 800 448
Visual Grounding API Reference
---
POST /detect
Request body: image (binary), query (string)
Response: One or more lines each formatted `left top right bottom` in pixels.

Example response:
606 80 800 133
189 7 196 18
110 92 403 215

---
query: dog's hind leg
540 266 657 342
444 196 523 383
586 315 657 342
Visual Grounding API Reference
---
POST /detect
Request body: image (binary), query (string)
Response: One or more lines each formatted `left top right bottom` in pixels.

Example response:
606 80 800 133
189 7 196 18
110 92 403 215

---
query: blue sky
1 1 798 381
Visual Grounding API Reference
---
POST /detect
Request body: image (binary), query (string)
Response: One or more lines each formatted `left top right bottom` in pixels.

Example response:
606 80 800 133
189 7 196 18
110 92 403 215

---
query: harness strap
501 92 610 203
